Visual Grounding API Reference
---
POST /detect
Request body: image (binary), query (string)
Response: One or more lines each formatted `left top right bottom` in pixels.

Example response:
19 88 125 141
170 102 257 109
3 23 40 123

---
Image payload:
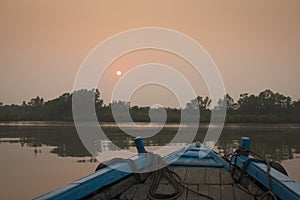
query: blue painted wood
134 137 146 153
33 138 300 200
33 145 189 200
240 137 250 149
171 158 224 167
181 150 200 157
33 154 153 200
34 165 130 200
232 154 300 199
163 145 191 165
208 151 230 171
240 137 250 159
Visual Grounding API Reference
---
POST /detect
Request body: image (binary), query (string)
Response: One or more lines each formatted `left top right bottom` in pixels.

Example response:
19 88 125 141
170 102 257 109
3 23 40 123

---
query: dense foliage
0 89 299 123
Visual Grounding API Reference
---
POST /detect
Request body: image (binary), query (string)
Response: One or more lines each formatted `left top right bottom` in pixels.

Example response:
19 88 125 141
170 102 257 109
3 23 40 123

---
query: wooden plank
220 169 234 185
234 170 266 198
119 184 139 200
147 169 183 198
158 175 170 184
135 182 184 200
156 183 176 196
208 185 221 200
186 184 211 200
187 184 199 200
132 184 151 200
176 187 187 200
205 168 221 185
142 168 185 199
198 184 209 200
220 185 234 200
156 183 169 194
169 167 187 181
145 170 170 184
144 173 154 184
185 168 206 184
33 146 190 200
233 184 254 200
164 183 176 194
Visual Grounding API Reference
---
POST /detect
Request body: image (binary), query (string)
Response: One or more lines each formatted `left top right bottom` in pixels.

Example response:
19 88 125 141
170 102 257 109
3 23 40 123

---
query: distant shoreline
0 120 300 124
1 89 300 123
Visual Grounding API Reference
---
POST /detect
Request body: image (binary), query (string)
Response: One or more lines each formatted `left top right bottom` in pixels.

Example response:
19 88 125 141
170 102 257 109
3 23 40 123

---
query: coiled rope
228 146 278 200
147 154 214 200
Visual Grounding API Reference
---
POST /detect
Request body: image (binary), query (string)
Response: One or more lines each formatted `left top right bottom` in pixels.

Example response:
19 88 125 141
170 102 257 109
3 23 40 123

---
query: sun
116 70 122 76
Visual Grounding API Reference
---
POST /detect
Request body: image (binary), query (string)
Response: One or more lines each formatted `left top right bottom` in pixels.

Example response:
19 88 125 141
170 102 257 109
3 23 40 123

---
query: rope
148 168 183 200
148 167 214 200
147 154 214 200
95 154 214 199
229 146 278 200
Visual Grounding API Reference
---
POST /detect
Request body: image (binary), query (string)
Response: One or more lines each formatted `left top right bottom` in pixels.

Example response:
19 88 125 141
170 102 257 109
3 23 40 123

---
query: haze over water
1 1 300 199
0 122 300 199
1 1 300 107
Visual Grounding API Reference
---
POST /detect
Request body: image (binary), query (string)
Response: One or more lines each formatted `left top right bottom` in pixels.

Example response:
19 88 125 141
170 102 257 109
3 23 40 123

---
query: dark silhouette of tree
186 96 211 112
28 96 44 107
215 94 237 111
0 89 299 123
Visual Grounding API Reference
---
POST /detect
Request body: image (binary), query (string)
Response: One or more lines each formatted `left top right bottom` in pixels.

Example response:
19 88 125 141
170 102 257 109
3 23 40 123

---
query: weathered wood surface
220 168 234 184
115 167 260 200
206 168 221 184
233 185 255 200
185 168 206 184
208 185 221 200
186 184 199 200
198 185 209 200
220 185 234 200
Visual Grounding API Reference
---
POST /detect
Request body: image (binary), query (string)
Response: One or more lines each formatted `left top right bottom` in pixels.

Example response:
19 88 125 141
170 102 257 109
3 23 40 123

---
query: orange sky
0 0 300 107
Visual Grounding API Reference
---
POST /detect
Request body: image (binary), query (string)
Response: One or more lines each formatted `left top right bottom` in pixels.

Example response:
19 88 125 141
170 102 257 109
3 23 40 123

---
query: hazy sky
1 0 300 107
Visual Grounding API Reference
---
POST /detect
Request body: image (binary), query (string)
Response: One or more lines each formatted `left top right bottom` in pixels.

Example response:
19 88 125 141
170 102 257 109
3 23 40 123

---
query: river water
0 122 299 199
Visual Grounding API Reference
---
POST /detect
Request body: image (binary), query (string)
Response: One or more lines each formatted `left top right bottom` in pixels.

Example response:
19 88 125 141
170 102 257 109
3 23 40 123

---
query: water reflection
0 122 300 162
215 124 300 162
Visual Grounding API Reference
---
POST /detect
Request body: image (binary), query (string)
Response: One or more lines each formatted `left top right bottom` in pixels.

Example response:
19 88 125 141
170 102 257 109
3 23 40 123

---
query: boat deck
117 167 258 200
35 140 300 200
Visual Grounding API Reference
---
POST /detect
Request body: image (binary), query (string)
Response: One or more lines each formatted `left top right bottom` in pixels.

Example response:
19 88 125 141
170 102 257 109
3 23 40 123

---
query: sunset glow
0 1 300 106
1 1 300 199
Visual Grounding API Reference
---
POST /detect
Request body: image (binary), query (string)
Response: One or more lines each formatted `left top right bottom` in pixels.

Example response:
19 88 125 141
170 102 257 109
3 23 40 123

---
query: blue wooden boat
33 137 300 200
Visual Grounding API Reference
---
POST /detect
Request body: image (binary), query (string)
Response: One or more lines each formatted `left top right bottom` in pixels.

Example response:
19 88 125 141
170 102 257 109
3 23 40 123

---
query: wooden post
240 137 250 158
134 137 146 153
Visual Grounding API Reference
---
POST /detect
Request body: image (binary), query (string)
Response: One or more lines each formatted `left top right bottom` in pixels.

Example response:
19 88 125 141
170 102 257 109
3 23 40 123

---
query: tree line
0 89 299 123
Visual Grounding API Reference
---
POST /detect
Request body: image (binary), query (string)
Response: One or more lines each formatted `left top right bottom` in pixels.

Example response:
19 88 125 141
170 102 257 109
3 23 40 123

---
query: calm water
0 122 300 199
